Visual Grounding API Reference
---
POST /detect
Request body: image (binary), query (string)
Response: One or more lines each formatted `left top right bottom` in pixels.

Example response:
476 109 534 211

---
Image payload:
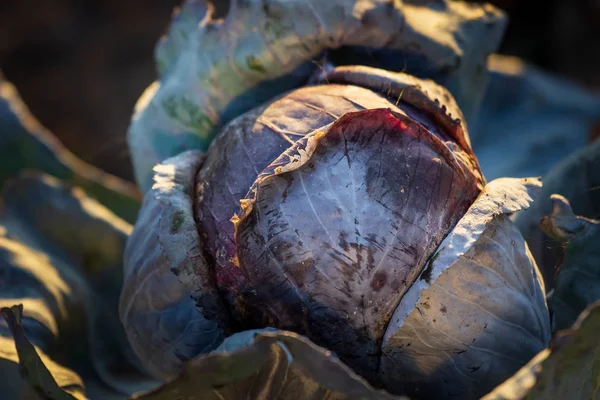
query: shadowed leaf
131 329 406 400
472 54 600 181
540 195 600 331
0 173 157 399
0 76 141 223
516 138 600 291
482 300 600 400
0 305 79 400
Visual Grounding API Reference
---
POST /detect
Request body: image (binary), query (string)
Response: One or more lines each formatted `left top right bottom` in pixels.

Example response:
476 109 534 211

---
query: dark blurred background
1 0 599 182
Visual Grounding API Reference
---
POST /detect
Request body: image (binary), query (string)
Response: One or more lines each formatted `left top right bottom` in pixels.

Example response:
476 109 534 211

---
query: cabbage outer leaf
132 329 407 400
128 0 506 191
381 178 551 399
0 75 140 223
482 300 600 400
0 173 156 399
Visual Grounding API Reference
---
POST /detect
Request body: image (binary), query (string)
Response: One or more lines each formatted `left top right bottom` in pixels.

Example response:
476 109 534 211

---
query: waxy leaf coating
121 65 550 399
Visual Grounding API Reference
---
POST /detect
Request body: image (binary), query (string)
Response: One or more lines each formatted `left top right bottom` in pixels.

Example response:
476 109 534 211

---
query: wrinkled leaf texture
128 0 506 191
482 300 600 400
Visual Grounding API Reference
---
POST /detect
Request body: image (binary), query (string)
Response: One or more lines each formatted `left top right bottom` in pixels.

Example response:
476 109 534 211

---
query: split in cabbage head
121 63 551 400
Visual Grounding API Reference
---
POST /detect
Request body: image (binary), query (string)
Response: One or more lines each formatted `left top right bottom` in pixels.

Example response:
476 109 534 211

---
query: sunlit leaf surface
0 173 157 399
